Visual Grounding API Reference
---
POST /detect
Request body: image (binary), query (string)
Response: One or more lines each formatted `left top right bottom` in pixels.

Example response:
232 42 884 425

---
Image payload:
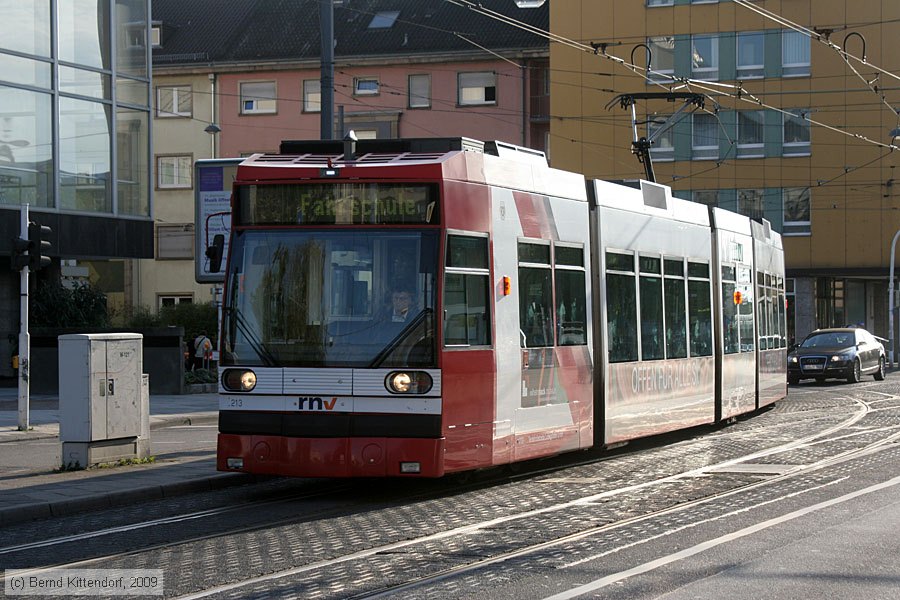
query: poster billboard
194 159 241 283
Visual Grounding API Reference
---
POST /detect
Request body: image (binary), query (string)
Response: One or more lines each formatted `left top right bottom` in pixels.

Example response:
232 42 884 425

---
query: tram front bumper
217 433 446 477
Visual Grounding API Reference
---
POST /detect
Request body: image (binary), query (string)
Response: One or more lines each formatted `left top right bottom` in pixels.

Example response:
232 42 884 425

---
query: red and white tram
213 137 787 478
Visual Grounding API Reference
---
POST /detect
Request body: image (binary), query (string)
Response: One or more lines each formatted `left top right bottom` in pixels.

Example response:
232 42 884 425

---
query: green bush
31 282 109 328
125 301 218 345
159 302 218 345
185 368 217 384
126 305 163 328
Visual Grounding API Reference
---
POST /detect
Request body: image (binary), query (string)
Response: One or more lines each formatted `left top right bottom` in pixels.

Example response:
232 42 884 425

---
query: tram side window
519 242 553 347
777 278 786 348
687 261 713 357
640 256 664 361
664 258 687 359
444 235 491 346
722 266 739 354
738 267 754 352
757 271 768 350
768 279 776 349
555 245 587 346
768 280 779 349
606 252 638 363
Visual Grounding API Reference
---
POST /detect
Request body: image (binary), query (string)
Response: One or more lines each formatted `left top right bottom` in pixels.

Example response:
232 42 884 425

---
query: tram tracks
351 408 900 599
171 397 896 599
4 394 895 600
0 394 865 561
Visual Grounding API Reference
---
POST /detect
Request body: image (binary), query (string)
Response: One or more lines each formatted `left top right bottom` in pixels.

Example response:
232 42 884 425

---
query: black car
787 327 886 385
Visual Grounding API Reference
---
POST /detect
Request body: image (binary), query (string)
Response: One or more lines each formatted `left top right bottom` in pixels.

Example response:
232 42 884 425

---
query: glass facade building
0 0 151 217
0 1 153 378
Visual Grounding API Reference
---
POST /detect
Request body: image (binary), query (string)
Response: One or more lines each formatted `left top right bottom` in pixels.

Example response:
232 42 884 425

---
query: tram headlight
222 369 257 392
386 371 433 394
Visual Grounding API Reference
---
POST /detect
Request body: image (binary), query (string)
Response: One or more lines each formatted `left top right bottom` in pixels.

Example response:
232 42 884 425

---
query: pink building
153 0 550 156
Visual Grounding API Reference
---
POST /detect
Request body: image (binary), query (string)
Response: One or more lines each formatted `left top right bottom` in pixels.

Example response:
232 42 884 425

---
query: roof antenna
343 130 358 162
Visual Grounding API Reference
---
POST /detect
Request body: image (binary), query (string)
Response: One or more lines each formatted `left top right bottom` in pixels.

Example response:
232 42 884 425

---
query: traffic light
11 236 30 271
27 221 52 271
10 221 52 272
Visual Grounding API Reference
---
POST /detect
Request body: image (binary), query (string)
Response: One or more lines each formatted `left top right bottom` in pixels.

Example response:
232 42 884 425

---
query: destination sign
237 183 438 225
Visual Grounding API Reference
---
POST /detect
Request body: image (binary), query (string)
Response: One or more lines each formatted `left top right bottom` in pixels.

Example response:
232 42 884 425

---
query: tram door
518 241 557 408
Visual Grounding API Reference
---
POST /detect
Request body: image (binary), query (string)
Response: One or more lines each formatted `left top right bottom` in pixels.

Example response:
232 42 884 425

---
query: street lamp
204 123 220 159
890 231 900 366
888 128 900 365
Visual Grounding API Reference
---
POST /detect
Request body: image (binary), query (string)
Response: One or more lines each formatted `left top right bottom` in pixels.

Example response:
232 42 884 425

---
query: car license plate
804 364 823 370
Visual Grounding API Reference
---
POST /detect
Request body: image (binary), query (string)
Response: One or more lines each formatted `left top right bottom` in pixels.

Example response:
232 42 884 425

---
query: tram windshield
221 229 438 368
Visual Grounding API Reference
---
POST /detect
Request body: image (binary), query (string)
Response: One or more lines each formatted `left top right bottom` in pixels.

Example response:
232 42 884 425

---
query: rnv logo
298 396 338 411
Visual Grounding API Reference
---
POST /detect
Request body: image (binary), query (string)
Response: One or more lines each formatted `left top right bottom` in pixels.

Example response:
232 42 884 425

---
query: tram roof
589 179 710 227
750 218 784 250
236 137 587 201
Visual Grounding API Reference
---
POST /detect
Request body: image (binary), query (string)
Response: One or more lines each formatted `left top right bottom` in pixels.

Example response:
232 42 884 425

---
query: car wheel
788 374 800 385
874 356 886 381
847 359 862 383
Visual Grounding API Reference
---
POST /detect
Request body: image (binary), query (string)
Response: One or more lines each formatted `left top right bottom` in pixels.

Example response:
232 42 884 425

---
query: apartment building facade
551 0 900 344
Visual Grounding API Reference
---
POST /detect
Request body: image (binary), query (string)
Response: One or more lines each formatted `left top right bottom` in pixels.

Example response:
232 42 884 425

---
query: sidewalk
0 387 260 527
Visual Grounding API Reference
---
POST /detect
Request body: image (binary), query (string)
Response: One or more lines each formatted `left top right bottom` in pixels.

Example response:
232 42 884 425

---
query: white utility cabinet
59 333 148 467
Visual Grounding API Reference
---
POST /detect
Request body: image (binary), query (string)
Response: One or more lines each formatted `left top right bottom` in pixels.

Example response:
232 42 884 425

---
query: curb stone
0 472 261 527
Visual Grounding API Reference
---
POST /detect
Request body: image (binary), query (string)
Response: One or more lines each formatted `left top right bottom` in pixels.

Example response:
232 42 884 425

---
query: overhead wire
440 0 899 192
146 0 899 199
732 0 900 122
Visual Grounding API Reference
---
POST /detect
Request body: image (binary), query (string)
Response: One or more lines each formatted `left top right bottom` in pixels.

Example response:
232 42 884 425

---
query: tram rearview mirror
206 234 225 273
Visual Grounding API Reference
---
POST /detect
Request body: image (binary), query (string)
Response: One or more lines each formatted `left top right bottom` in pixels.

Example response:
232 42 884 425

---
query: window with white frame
648 114 674 160
647 0 674 5
783 110 810 155
783 188 811 235
648 36 675 82
303 79 321 112
782 30 810 77
150 25 161 48
691 34 719 80
156 155 192 189
156 85 191 118
353 77 379 96
738 188 765 221
458 71 496 106
158 295 193 309
156 224 194 260
692 112 718 159
737 32 765 79
240 81 276 114
693 190 719 207
737 110 765 157
408 74 431 108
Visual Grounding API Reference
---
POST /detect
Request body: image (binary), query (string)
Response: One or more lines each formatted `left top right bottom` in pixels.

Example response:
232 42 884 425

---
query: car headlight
386 371 433 394
789 356 798 364
222 369 257 392
830 353 851 363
